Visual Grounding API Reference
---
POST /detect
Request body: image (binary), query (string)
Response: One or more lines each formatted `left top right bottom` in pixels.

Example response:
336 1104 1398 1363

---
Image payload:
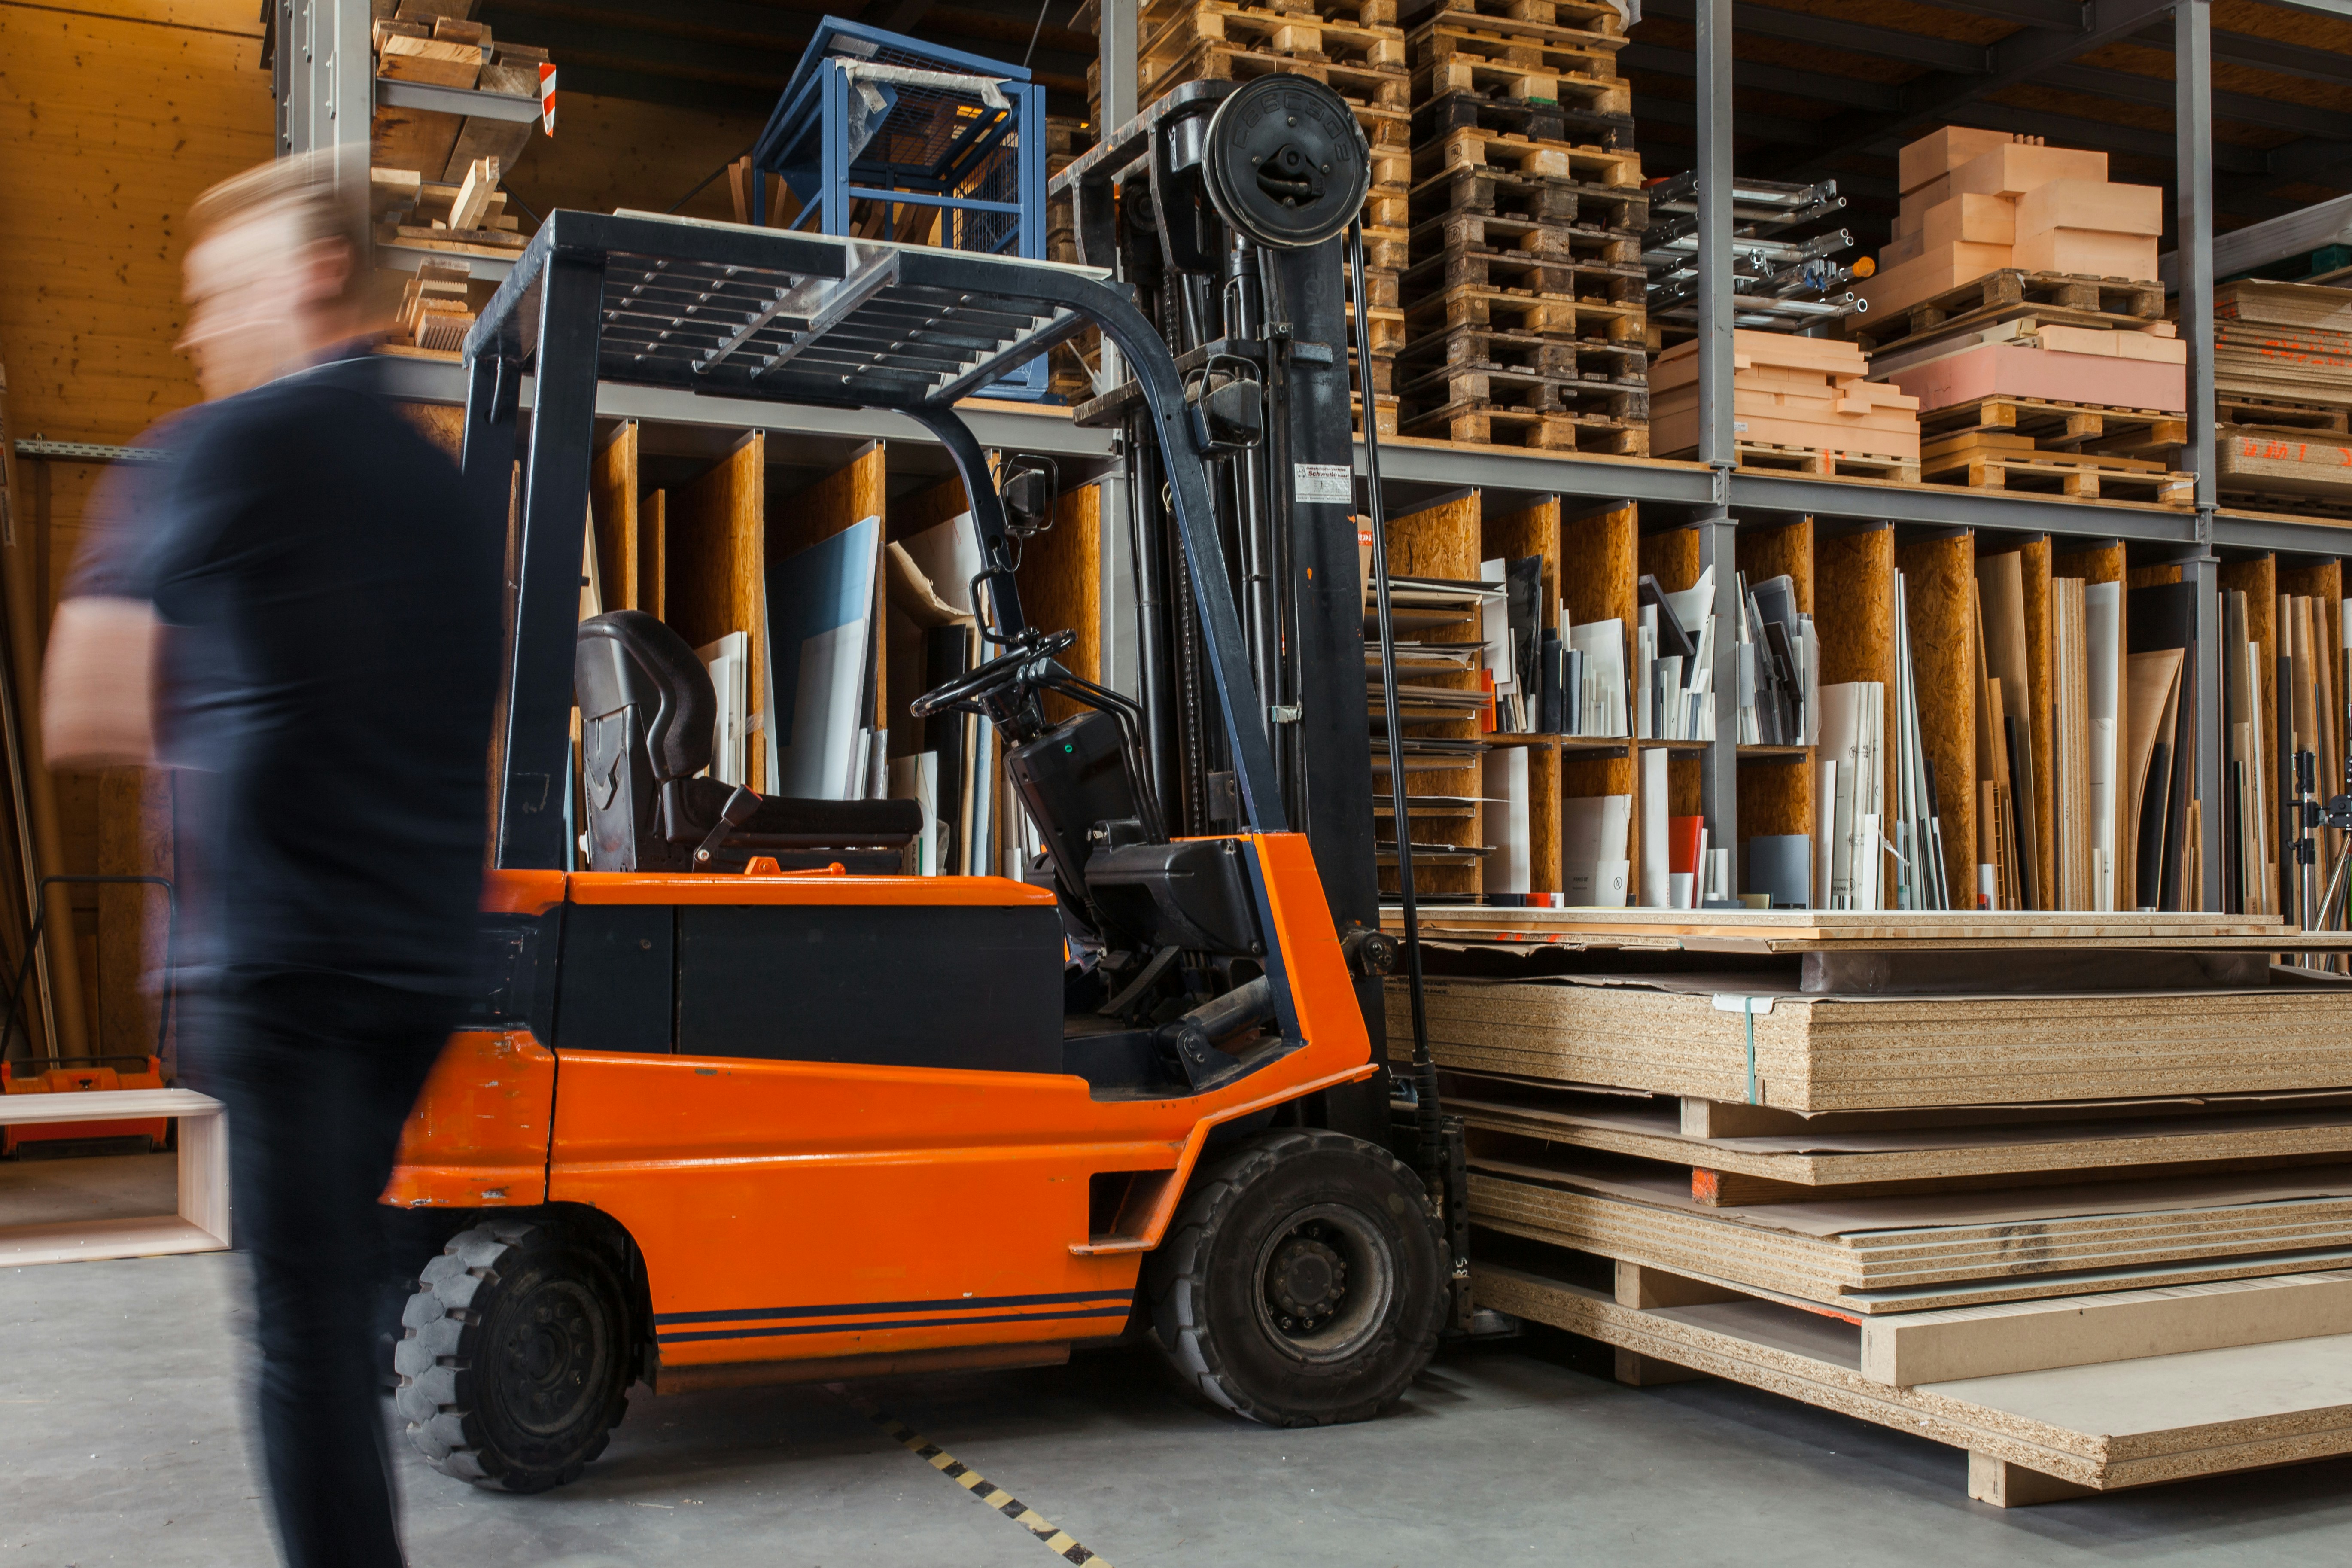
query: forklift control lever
692 786 763 866
910 627 1078 721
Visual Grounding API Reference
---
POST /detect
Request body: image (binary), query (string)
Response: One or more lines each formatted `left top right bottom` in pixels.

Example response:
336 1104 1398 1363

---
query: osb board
1387 489 1483 581
2128 563 2184 589
891 472 972 542
2054 541 2126 588
1899 531 1976 897
1476 1260 2352 1494
772 439 885 562
96 765 172 1063
1561 505 1636 632
1390 973 2352 1110
398 402 467 458
1817 523 1896 905
1470 1153 2352 1301
643 490 667 624
1452 1091 2352 1193
1527 741 1563 897
1740 756 1813 843
0 3 272 447
1015 483 1102 725
1735 517 1813 613
1666 747 1702 817
668 432 765 789
589 421 639 613
1637 523 1701 594
1485 495 1561 634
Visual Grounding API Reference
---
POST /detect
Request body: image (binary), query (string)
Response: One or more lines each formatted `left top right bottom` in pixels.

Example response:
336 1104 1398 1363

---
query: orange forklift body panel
387 832 1375 1374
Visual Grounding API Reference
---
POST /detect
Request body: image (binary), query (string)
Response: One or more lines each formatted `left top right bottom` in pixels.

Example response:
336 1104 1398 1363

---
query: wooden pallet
1398 358 1645 422
1855 270 2167 357
1363 174 1411 231
1403 237 1644 301
1139 0 1405 76
1412 124 1642 191
1399 399 1647 453
1917 394 2188 458
1409 159 1647 232
1714 441 1919 483
1429 0 1626 37
2217 393 2352 433
1396 320 1646 385
1346 296 1409 355
1411 205 1636 260
1410 20 1629 106
1413 85 1635 152
1132 37 1413 110
1920 430 2193 505
1403 280 1646 342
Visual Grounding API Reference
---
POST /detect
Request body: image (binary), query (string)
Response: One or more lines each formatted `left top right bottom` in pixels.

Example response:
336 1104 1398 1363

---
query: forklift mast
1055 77 1385 1038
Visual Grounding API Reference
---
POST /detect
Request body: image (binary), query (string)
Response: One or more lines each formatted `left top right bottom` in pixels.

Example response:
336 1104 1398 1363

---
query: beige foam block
1879 231 1926 269
1899 126 2023 194
1853 242 2016 319
1894 205 1923 240
2011 228 2159 280
1920 192 2018 251
2038 323 2187 364
2016 178 2163 241
1951 143 2109 200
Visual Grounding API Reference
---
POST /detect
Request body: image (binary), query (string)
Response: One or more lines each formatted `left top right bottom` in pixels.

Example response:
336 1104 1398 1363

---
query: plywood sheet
1899 532 1976 895
668 433 765 788
588 421 639 612
1015 482 1102 725
1395 973 2352 1110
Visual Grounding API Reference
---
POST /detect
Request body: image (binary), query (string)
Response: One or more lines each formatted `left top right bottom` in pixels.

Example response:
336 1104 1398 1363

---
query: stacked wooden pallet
1385 907 2352 1502
1397 0 1646 452
1650 330 1918 481
2212 280 2352 508
1853 129 2192 507
1090 0 1411 432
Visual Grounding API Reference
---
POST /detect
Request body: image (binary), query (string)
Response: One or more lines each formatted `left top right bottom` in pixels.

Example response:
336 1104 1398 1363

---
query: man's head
180 153 376 400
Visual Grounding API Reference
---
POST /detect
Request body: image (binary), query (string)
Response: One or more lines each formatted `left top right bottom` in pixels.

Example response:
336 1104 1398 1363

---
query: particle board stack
1853 128 2191 506
1650 330 1918 481
1384 907 2352 1501
1396 0 1646 452
1089 0 1412 432
2212 280 2352 509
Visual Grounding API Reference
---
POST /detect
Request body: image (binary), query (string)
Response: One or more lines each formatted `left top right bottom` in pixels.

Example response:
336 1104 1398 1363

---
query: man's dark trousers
206 971 454 1568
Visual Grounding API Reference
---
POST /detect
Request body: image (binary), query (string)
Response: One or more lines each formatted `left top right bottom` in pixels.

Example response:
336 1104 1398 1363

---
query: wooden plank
0 1215 227 1268
1864 1270 2352 1387
1968 1452 2097 1507
643 489 667 623
588 421 639 613
1899 530 1975 903
668 433 766 789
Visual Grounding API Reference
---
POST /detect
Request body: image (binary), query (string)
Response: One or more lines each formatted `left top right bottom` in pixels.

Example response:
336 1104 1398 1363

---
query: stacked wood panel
1398 0 1646 453
1387 911 2352 1501
2211 280 2352 513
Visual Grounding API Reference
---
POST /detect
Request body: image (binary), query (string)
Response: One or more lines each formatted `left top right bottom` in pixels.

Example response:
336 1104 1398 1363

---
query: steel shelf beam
374 78 538 122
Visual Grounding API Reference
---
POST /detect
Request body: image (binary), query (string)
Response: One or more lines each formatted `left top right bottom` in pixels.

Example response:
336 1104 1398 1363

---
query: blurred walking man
43 155 502 1568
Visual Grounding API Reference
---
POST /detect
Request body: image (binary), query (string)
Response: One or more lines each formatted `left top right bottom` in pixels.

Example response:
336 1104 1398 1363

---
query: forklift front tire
394 1220 633 1493
1145 1128 1445 1426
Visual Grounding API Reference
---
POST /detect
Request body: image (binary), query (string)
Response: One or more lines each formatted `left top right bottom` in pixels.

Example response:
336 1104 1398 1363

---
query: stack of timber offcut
1649 330 1918 481
1386 906 2352 1503
1397 0 1646 452
2212 280 2352 511
1089 0 1412 432
370 157 522 359
1853 128 2191 508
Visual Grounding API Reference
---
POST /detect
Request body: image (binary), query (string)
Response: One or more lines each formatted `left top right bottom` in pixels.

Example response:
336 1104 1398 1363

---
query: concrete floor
9 1244 2352 1566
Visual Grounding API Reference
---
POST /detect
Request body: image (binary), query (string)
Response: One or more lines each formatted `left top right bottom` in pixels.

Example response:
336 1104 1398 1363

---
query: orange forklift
388 74 1460 1492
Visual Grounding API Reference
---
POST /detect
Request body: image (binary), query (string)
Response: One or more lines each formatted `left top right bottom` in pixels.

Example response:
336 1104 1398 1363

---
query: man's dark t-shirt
85 356 503 996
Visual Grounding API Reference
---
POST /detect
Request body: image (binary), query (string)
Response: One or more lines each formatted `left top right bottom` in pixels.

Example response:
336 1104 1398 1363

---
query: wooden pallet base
1477 1249 2352 1504
1397 320 1646 382
1400 401 1646 452
1403 239 1644 300
1918 393 2187 458
1140 1 1406 76
1429 0 1627 39
1399 361 1644 421
2218 394 2352 434
1858 269 2166 356
1920 433 2193 505
1681 441 1920 483
1410 161 1648 231
1404 280 1644 341
1411 83 1634 150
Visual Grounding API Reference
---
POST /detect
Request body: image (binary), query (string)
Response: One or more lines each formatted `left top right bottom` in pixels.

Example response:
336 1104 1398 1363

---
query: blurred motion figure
43 154 502 1568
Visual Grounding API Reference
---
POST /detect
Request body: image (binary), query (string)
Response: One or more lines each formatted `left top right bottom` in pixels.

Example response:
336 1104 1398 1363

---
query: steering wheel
910 627 1077 720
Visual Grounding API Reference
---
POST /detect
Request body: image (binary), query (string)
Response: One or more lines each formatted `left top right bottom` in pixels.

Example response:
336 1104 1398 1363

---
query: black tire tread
1144 1127 1444 1428
392 1220 630 1492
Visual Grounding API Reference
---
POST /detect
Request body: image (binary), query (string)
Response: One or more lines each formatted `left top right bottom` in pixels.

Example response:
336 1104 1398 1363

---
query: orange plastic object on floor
1 1055 170 1155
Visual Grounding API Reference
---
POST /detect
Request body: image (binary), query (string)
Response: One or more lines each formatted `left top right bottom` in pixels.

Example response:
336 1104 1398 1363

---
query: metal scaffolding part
2180 0 2224 913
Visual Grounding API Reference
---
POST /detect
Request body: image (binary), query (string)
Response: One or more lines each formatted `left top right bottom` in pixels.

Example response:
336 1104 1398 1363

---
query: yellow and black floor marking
851 1399 1115 1567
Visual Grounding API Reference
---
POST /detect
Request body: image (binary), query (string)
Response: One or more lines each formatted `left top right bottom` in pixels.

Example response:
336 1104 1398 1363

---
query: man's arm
43 597 159 768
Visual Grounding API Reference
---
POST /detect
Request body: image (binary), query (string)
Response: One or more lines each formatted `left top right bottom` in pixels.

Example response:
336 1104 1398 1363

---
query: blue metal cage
753 18 1050 399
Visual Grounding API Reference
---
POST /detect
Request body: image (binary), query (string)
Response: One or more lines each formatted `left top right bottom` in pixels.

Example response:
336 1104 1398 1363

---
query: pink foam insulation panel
1882 342 2186 413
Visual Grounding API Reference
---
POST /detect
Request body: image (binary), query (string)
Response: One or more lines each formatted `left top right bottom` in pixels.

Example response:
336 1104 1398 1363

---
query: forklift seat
575 610 920 872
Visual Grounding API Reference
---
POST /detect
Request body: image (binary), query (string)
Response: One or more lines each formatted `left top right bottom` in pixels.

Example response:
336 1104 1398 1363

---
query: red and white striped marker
539 63 557 135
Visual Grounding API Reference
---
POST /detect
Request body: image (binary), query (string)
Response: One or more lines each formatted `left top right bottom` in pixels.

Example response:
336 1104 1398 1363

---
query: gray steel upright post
2179 0 2222 909
1097 0 1138 394
1695 0 1738 891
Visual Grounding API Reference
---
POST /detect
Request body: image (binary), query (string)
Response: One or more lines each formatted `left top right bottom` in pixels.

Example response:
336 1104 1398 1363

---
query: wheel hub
495 1282 602 1435
1264 1225 1349 1333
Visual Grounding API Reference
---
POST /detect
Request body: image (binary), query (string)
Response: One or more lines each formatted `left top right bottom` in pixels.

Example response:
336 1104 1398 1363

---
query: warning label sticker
1293 463 1353 504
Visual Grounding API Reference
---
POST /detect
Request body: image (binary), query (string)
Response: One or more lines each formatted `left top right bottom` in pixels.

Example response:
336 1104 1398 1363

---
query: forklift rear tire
1144 1128 1445 1426
393 1220 633 1492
